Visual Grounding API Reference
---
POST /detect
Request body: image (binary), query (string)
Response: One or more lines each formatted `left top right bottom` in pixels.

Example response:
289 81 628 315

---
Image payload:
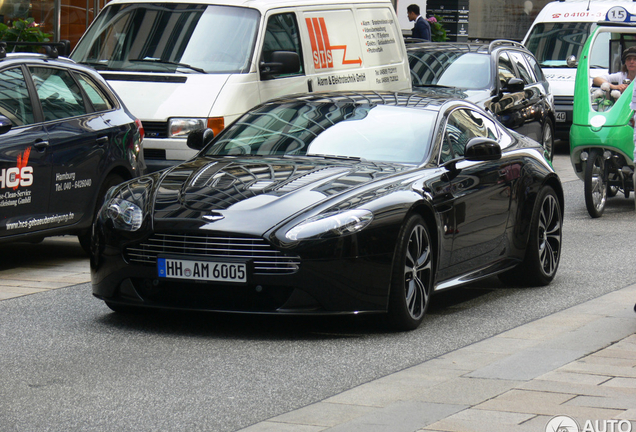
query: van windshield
71 4 260 74
525 22 607 68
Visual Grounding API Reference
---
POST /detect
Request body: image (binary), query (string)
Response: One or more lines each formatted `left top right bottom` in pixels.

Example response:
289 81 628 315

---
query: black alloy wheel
387 214 434 331
499 186 562 286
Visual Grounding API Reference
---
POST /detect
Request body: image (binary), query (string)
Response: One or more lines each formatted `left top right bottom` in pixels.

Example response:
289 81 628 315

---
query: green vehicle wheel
584 149 607 218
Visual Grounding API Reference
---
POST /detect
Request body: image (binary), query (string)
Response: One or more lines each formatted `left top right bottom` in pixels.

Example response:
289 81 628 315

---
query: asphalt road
1 151 635 432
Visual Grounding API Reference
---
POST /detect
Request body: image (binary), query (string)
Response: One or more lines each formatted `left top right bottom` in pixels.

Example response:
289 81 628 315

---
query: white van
71 0 411 171
522 0 636 141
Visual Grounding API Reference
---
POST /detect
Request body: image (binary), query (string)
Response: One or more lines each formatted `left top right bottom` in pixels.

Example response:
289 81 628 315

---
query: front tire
584 149 607 218
499 186 562 286
387 215 434 331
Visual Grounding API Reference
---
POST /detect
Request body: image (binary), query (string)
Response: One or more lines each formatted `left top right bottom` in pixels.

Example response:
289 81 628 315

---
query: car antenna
587 0 591 11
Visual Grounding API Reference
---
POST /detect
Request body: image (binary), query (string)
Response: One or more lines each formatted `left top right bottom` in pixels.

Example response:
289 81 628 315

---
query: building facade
2 0 552 50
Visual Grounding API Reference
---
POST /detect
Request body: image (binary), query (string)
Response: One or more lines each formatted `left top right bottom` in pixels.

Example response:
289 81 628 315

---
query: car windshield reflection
205 102 437 165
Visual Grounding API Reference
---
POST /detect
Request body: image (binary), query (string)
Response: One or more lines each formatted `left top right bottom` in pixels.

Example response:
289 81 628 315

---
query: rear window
409 50 491 90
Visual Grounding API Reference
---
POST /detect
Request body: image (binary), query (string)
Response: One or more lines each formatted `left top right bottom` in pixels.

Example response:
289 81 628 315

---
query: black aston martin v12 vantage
90 92 563 330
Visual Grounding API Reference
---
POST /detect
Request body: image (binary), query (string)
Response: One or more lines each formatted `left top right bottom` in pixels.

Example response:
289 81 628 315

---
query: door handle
33 139 49 150
96 136 108 146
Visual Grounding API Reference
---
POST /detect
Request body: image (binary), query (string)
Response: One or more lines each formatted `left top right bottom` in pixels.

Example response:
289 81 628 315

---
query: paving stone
520 378 636 399
467 348 587 381
542 317 636 353
420 408 535 432
238 421 325 432
533 370 611 386
268 402 376 427
475 389 624 419
616 410 636 421
324 401 467 432
435 349 508 370
0 279 68 288
494 313 601 341
413 377 521 406
601 377 636 388
460 336 541 355
565 394 636 410
561 359 636 378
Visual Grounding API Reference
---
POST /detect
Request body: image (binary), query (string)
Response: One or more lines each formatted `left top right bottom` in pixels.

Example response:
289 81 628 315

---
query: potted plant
0 17 52 53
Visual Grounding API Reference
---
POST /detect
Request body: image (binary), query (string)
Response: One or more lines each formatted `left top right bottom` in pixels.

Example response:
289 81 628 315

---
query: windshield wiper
129 58 206 73
306 154 363 161
413 84 454 88
81 61 112 71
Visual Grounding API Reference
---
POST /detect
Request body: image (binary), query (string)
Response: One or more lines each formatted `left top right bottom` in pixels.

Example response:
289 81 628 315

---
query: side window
444 109 498 158
76 73 113 112
524 53 546 82
0 67 35 127
497 52 517 88
29 67 87 121
510 51 534 84
260 13 303 77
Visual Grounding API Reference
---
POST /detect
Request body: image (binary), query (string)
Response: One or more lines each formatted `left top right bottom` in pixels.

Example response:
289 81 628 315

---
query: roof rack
0 41 71 59
488 40 525 54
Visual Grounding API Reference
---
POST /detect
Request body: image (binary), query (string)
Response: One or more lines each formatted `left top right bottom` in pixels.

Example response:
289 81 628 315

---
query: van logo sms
306 17 362 70
0 147 33 190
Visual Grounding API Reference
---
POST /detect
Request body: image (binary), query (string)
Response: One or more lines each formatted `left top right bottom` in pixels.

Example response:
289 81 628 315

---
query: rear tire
584 149 606 218
542 118 554 163
386 215 434 331
78 173 125 255
499 186 562 286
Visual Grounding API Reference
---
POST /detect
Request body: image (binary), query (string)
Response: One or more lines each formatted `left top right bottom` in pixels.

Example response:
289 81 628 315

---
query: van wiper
413 84 454 88
130 58 206 73
306 154 363 161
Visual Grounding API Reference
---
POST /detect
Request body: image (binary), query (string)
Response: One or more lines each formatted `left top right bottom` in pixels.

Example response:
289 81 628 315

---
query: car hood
103 73 230 120
412 86 490 104
151 157 411 235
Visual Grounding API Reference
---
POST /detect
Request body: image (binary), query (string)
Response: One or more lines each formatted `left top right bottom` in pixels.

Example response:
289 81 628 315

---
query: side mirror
260 51 300 80
465 137 502 161
187 128 214 151
566 55 578 68
0 115 12 135
503 77 524 93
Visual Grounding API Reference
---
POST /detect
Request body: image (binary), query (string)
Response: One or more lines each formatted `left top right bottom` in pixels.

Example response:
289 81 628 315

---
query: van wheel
78 173 125 255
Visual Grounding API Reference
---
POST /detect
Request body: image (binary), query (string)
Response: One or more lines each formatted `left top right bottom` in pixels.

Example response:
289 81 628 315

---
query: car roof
406 40 529 56
261 91 467 112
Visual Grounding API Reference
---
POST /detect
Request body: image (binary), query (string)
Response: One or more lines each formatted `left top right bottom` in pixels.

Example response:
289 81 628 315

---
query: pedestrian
407 4 431 41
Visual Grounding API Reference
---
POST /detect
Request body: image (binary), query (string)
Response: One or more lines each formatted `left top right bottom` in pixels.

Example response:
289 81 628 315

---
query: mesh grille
125 233 300 275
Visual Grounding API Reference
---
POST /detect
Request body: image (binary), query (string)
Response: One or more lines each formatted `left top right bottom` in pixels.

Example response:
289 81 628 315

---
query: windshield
71 4 260 74
409 51 491 90
525 22 605 68
204 102 437 165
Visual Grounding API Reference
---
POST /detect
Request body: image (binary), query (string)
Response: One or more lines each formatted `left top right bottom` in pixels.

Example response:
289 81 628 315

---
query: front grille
125 234 301 275
143 121 168 139
553 96 574 106
143 148 166 160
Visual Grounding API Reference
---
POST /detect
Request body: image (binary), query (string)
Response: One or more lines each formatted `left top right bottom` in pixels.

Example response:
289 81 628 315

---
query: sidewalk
239 284 636 432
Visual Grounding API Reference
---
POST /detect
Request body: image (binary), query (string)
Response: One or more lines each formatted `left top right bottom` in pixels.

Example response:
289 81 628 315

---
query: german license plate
555 111 566 122
157 257 247 283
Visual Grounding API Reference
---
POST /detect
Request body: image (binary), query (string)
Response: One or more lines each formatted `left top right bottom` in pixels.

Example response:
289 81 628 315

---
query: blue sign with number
606 6 636 23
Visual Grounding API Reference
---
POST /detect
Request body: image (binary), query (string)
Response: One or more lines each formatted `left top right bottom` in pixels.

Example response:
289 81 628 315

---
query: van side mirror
465 137 502 161
260 51 300 80
503 77 524 93
566 55 577 68
0 115 12 135
187 128 214 151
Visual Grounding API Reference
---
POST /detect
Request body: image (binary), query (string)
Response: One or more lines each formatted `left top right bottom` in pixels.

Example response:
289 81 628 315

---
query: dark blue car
0 43 145 253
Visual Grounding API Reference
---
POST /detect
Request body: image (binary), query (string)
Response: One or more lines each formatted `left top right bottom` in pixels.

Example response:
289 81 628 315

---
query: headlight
107 198 143 231
101 177 153 231
285 209 373 241
169 118 207 137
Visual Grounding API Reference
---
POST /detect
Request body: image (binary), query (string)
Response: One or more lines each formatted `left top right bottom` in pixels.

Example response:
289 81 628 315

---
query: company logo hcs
0 148 33 190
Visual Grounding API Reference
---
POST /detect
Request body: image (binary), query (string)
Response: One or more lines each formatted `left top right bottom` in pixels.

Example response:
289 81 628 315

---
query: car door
0 65 51 237
27 65 106 227
258 12 310 102
442 108 514 275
